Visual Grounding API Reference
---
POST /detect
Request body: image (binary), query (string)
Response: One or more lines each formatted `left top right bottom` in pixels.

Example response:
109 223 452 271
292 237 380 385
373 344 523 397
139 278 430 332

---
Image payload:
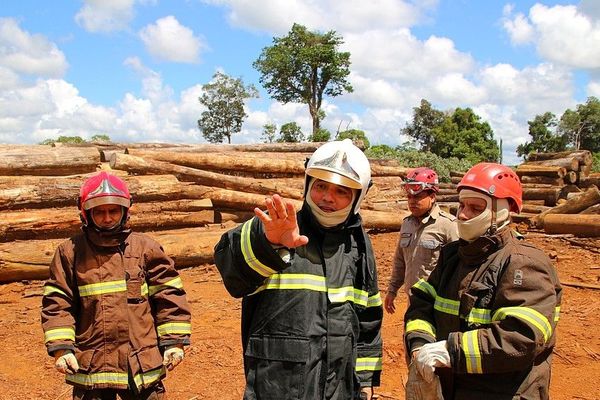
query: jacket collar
419 203 441 224
458 226 512 265
83 226 131 248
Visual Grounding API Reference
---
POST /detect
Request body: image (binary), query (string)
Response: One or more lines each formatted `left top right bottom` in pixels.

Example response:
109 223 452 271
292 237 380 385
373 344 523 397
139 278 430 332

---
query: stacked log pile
0 143 411 284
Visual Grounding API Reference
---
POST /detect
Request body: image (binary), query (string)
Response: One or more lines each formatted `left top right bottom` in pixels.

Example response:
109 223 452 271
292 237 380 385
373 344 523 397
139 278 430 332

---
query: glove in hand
405 360 443 400
163 346 184 371
55 351 79 375
414 340 450 382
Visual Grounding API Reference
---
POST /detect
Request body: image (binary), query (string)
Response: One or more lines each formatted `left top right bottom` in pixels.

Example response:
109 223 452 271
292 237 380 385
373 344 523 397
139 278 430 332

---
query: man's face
407 190 435 218
90 204 124 229
457 197 488 221
310 179 354 212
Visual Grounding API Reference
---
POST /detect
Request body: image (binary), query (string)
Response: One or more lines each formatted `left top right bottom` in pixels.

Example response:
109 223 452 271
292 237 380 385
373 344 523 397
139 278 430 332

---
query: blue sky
2 1 600 165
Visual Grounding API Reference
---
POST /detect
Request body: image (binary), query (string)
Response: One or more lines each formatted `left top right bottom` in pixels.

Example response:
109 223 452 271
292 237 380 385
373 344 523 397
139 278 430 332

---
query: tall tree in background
277 122 304 143
337 129 370 149
253 23 353 136
401 99 445 152
261 123 277 143
198 72 258 144
516 112 567 158
403 100 499 163
558 96 600 152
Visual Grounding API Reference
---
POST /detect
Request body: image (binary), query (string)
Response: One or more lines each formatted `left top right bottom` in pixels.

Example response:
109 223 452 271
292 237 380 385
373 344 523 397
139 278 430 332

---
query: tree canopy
197 72 258 144
402 100 500 163
253 23 352 136
337 129 370 149
516 112 566 158
277 122 304 143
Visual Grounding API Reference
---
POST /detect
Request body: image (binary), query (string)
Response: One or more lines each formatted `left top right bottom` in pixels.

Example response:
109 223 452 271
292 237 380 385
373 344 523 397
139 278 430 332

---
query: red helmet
457 163 522 213
78 172 131 226
403 167 439 195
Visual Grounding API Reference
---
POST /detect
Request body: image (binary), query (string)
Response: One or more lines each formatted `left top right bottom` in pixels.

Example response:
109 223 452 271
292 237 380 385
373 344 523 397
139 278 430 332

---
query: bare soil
0 231 599 400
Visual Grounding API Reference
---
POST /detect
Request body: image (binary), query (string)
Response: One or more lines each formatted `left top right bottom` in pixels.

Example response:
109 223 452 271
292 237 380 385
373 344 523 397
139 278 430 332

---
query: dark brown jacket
405 228 562 399
41 228 191 391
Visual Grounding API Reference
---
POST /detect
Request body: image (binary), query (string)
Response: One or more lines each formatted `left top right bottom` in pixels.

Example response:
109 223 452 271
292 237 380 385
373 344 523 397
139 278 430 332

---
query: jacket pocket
131 346 165 390
75 348 96 373
245 335 309 400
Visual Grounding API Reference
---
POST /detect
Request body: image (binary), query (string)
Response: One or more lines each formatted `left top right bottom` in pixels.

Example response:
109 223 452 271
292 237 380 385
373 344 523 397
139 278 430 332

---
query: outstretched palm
254 194 309 248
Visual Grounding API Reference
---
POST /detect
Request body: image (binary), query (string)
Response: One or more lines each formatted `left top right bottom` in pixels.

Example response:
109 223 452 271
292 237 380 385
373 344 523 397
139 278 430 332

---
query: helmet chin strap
490 197 497 235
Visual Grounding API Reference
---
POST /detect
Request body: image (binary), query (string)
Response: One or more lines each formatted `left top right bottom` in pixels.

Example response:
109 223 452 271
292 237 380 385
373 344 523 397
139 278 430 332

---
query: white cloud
587 80 600 97
0 18 67 77
75 0 136 33
502 5 534 45
139 16 206 63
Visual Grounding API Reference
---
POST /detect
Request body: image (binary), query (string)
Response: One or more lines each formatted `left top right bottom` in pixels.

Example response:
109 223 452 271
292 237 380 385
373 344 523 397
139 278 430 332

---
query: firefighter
41 172 191 400
214 139 383 400
384 167 458 313
404 162 562 399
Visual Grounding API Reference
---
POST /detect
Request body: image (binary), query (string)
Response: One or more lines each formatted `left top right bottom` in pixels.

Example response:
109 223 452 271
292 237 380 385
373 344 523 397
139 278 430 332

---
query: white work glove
414 340 451 382
163 346 184 371
54 351 79 375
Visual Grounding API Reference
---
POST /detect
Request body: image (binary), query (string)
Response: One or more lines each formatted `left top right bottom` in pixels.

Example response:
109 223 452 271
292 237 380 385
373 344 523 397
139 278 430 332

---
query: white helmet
305 139 372 214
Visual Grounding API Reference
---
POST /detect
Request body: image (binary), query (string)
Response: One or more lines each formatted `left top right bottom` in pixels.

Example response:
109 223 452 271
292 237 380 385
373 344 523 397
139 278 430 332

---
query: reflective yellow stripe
157 321 191 336
241 219 277 277
461 330 483 373
133 367 164 389
467 307 492 324
329 286 369 306
141 282 148 297
405 319 436 337
434 296 459 316
43 285 68 297
493 306 552 342
253 273 327 293
355 357 382 371
367 292 383 307
412 279 436 299
78 280 127 297
44 327 75 343
553 306 560 322
435 295 493 325
67 371 129 387
148 276 183 296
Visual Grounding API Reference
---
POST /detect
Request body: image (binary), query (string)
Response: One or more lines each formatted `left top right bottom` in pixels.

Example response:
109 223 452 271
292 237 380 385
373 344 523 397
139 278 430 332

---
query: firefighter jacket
404 227 562 399
41 227 192 391
214 204 383 400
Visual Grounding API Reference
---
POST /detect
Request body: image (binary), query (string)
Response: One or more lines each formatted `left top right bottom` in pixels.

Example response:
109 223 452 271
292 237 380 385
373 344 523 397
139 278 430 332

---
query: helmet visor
403 182 431 195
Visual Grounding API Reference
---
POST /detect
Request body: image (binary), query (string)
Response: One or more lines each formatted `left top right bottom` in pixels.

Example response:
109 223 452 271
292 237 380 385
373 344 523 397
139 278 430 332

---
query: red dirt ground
0 231 599 400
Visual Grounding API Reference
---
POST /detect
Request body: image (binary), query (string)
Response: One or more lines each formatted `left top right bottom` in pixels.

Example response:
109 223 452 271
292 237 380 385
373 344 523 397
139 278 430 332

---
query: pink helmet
78 172 131 226
457 163 522 213
403 167 439 195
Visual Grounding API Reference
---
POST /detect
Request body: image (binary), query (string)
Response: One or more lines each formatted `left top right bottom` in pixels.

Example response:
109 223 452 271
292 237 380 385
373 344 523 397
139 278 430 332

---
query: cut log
522 187 561 206
0 147 100 175
527 150 592 166
449 171 465 178
532 185 600 228
515 165 567 178
521 157 579 171
543 214 600 237
110 153 305 199
0 174 197 210
519 175 564 186
0 227 226 283
126 142 330 153
0 200 216 241
523 200 546 206
580 204 600 214
579 176 600 189
521 204 551 214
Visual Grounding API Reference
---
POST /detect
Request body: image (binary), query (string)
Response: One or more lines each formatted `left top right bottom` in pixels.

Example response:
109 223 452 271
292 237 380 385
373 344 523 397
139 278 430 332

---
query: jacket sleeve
214 216 290 298
404 244 451 354
387 230 406 295
446 247 561 375
356 233 383 387
144 238 192 348
41 241 77 356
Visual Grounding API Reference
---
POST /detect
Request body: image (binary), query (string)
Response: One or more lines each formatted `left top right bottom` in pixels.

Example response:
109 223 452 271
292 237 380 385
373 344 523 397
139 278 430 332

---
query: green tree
308 128 331 142
91 134 111 142
198 71 258 144
253 23 352 137
403 101 499 163
39 135 85 145
401 99 446 152
516 112 567 158
558 96 600 151
277 122 304 143
337 129 370 149
261 123 277 143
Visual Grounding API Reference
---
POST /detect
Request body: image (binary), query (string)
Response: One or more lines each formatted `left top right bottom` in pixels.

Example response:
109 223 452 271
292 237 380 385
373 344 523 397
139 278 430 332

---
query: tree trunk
516 165 567 178
532 185 600 228
0 200 218 241
527 150 592 166
0 228 225 283
0 147 100 175
110 153 305 199
0 174 196 210
543 214 600 237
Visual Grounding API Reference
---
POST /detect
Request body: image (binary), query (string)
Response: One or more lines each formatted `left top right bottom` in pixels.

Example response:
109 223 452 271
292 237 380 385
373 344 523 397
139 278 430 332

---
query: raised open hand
254 194 309 249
